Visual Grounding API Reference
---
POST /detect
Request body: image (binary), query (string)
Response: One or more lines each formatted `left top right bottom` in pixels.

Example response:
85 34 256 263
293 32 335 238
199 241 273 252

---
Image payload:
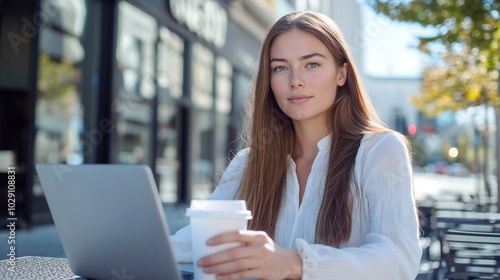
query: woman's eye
307 63 319 68
274 66 287 72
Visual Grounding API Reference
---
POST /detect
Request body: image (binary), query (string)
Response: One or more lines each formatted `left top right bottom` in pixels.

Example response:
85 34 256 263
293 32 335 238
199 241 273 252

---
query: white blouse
171 133 422 279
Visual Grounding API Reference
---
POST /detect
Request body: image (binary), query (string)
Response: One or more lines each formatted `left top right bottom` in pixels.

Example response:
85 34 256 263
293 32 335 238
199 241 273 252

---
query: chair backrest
436 210 500 279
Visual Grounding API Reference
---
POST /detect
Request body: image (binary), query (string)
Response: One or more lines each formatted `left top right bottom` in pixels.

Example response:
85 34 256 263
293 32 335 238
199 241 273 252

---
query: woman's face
269 29 346 125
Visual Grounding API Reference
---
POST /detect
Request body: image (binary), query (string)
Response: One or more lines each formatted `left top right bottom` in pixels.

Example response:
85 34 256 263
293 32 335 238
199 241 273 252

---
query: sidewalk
0 203 190 260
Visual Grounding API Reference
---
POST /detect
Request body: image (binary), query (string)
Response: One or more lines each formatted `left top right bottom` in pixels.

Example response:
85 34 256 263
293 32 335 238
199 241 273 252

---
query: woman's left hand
196 230 302 280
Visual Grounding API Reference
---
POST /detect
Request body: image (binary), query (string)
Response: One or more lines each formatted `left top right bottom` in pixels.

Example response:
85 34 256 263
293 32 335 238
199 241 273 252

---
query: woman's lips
288 95 312 104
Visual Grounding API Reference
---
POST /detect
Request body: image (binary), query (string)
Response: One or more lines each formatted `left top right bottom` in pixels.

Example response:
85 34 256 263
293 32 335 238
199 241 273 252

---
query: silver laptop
36 163 191 280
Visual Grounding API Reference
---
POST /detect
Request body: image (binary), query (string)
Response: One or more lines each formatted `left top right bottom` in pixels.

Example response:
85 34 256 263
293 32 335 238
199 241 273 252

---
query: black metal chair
436 211 500 280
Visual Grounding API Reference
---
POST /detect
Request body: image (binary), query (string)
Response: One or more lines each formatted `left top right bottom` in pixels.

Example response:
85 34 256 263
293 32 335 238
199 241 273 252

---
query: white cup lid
186 200 252 219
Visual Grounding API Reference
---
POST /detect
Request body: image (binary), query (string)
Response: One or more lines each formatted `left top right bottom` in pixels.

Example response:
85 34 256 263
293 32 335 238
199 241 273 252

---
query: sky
359 5 498 128
361 3 436 78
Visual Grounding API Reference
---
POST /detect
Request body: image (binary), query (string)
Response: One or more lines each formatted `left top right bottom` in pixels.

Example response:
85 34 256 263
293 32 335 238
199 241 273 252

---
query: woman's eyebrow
270 57 287 63
300 52 326 60
270 52 326 63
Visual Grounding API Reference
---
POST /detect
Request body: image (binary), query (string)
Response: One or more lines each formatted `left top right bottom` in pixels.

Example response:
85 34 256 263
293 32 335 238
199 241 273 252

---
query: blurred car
447 163 470 176
433 162 448 174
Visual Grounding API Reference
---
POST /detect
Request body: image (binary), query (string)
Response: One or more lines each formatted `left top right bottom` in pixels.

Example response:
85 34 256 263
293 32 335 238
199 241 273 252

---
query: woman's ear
337 63 348 86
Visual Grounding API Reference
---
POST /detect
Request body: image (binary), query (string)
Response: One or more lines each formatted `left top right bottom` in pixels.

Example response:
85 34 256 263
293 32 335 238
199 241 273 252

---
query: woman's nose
290 70 304 88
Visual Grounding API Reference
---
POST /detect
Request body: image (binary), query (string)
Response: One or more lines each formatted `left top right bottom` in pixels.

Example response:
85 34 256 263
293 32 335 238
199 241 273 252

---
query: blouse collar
317 134 331 151
287 134 331 165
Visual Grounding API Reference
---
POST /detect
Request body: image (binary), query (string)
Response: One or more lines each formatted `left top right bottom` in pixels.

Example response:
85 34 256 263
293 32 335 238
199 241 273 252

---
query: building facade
364 76 421 133
0 0 277 227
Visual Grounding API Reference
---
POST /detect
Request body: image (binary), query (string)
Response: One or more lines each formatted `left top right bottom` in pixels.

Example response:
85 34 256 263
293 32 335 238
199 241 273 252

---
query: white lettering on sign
169 0 228 48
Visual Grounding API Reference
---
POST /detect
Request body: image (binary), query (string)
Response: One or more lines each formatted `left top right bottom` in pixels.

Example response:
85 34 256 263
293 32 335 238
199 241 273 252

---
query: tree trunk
496 65 500 213
496 93 500 212
482 105 491 201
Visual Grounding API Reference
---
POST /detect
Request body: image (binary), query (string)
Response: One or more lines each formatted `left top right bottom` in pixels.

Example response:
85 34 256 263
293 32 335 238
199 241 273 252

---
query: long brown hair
236 11 400 247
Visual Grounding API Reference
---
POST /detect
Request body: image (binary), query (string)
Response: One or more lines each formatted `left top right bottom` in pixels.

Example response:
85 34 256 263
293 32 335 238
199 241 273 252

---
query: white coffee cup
186 200 252 280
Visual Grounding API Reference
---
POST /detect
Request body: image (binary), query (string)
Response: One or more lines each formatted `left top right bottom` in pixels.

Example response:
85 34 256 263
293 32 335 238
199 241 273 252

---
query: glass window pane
157 27 183 203
216 57 232 114
35 0 88 164
34 0 88 196
191 42 215 199
214 57 233 183
115 2 157 164
192 43 214 109
159 27 184 99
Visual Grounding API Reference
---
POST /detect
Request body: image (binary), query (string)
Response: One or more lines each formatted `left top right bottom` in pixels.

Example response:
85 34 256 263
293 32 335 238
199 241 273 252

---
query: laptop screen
36 163 190 280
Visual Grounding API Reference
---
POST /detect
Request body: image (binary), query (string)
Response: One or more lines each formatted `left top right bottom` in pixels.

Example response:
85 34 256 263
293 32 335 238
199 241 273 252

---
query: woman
171 11 422 279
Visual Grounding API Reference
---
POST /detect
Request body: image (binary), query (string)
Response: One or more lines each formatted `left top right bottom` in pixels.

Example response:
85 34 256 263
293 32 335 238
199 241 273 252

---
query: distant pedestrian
171 11 422 279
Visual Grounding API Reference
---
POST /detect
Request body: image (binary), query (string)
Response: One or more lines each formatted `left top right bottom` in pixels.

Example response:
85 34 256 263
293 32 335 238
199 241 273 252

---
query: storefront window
214 57 232 183
191 42 215 199
116 2 157 164
156 27 184 202
35 0 88 190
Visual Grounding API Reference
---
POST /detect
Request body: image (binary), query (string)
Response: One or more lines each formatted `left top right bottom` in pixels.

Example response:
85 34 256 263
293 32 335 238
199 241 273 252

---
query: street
414 171 496 204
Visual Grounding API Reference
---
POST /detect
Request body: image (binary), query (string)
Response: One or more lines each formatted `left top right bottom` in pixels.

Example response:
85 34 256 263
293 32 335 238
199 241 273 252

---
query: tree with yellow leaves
414 48 499 117
370 0 500 209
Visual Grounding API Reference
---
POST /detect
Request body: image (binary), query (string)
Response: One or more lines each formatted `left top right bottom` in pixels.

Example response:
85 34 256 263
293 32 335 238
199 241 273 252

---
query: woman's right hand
196 230 302 279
